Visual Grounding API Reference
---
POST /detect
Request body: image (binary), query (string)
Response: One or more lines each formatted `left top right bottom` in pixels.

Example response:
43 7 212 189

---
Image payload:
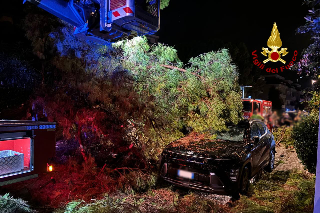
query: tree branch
159 64 204 80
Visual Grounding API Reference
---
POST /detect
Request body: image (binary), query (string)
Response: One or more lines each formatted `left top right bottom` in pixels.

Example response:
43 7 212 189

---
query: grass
233 169 315 213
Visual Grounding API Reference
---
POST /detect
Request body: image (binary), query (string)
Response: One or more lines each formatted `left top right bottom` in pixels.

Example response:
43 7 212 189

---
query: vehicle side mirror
252 136 259 144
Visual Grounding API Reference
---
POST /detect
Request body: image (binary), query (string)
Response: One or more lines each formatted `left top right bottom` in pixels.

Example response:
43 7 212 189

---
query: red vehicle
0 120 56 186
242 99 272 120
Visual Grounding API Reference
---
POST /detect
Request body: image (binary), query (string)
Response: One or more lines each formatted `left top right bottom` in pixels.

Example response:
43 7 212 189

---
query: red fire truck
242 99 272 120
0 120 56 186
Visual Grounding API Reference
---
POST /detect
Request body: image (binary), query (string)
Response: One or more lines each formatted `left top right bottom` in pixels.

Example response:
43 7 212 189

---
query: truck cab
242 99 272 119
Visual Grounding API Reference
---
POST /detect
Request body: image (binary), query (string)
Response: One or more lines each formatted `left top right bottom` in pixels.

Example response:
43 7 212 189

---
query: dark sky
157 0 311 62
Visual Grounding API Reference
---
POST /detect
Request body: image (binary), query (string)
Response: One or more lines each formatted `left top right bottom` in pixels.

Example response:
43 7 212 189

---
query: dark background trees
268 86 284 111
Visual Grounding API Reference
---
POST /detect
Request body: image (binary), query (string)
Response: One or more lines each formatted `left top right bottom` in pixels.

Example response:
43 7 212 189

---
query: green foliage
160 0 170 10
234 170 315 213
279 173 315 213
54 196 126 213
117 170 157 193
235 196 274 213
292 111 319 173
307 90 320 113
115 37 242 159
272 126 294 148
292 90 319 174
0 193 34 213
64 201 82 213
56 188 228 213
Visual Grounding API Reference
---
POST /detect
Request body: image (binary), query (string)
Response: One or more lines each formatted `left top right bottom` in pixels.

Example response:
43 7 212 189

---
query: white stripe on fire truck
112 6 134 20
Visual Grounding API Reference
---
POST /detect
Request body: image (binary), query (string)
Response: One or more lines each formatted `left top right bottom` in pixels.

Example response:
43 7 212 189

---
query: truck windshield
243 101 252 112
215 126 245 142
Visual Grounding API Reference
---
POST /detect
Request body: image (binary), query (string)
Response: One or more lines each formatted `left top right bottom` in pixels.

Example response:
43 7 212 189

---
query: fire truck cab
242 98 272 120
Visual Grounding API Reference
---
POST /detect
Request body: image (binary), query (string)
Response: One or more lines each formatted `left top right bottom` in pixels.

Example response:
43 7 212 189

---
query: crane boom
23 0 160 43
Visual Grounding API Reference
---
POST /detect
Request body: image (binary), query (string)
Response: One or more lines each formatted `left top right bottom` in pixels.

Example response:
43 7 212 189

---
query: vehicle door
256 122 270 168
250 122 263 175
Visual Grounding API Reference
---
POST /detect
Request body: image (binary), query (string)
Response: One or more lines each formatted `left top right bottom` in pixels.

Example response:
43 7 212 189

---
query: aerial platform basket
24 0 160 43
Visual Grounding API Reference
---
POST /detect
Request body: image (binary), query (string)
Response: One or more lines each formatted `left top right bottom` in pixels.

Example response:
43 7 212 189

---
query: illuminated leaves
295 0 320 77
160 0 170 10
114 37 242 159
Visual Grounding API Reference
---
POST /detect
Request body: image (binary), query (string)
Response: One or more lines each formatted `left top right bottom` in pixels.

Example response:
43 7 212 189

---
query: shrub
279 175 315 212
0 193 34 213
54 196 126 213
292 112 319 174
116 170 157 193
272 126 294 148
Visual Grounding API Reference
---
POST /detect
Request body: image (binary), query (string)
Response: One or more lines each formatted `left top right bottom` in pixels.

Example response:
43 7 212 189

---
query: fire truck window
243 101 252 111
253 102 260 112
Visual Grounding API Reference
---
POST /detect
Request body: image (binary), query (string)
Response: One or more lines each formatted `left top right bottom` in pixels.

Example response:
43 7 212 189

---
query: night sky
158 0 311 64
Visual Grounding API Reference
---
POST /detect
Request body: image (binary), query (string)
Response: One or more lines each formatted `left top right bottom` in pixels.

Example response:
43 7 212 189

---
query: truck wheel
240 166 250 195
266 149 275 172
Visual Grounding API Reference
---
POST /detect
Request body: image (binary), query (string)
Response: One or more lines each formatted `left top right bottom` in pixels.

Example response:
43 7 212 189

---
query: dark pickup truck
159 120 276 198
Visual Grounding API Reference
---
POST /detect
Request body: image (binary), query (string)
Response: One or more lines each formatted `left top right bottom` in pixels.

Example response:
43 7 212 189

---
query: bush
0 193 34 213
54 196 126 213
292 112 319 174
272 126 294 148
279 175 315 212
116 170 157 193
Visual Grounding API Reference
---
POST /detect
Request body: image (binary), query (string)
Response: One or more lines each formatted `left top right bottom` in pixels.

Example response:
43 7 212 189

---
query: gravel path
274 143 306 172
